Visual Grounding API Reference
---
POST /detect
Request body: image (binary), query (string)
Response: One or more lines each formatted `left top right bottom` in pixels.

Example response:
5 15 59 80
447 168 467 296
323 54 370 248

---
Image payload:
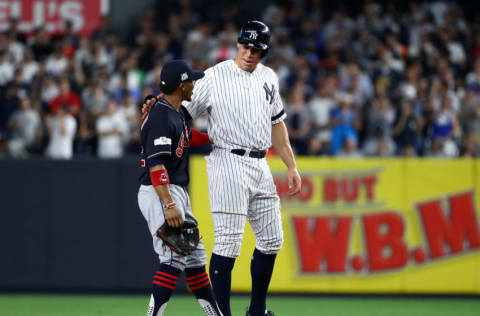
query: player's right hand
287 167 302 196
165 207 184 228
141 93 162 120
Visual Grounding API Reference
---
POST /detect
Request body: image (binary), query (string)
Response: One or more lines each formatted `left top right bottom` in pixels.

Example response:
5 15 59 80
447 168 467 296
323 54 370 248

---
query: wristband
164 202 176 210
150 169 170 186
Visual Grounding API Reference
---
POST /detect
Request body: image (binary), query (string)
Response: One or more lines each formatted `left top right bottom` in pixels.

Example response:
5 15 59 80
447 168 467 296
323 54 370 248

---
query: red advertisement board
0 0 107 35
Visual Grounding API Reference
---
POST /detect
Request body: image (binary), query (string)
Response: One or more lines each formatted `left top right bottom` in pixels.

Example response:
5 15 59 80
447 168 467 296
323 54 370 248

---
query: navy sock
209 253 236 316
185 266 222 315
147 263 181 316
248 249 277 316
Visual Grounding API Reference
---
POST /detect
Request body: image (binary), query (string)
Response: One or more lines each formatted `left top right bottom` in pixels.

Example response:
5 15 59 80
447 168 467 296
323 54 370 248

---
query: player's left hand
156 221 200 256
141 93 163 120
287 167 301 196
165 206 184 228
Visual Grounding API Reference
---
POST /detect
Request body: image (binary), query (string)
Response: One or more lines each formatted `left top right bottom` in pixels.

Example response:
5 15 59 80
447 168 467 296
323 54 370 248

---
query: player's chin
243 61 256 71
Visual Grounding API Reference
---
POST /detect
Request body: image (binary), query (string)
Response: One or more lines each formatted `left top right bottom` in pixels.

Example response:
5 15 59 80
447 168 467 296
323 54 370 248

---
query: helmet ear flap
261 48 268 58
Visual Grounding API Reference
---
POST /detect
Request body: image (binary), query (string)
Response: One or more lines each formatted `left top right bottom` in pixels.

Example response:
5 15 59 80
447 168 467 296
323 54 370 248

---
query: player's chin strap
146 294 168 316
198 298 224 316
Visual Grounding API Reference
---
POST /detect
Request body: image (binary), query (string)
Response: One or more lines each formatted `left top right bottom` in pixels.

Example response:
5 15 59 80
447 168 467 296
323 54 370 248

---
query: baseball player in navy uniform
138 60 222 316
142 21 301 316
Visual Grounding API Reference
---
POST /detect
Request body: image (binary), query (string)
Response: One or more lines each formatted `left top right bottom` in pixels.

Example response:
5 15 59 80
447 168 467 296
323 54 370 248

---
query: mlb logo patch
154 137 172 146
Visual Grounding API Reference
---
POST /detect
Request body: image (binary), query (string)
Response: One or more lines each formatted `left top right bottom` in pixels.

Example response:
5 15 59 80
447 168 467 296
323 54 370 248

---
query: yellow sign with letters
190 156 480 294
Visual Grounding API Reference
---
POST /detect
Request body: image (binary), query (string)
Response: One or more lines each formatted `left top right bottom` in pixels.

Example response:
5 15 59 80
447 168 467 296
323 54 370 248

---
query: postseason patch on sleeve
154 137 172 146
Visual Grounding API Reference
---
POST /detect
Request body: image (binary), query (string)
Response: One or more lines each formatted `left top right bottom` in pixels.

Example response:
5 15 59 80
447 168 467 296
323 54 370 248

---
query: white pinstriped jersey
182 59 285 258
184 59 286 150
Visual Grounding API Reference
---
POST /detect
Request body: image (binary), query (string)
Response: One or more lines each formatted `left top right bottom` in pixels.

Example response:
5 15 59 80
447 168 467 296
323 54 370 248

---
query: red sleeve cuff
190 128 211 146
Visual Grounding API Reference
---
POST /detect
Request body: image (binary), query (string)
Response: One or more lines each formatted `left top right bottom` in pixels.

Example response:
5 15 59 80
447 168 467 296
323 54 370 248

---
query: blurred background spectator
2 0 480 159
45 105 77 159
96 99 128 159
6 98 42 158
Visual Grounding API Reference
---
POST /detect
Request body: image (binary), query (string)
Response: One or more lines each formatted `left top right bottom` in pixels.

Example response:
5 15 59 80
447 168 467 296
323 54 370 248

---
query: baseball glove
156 221 200 256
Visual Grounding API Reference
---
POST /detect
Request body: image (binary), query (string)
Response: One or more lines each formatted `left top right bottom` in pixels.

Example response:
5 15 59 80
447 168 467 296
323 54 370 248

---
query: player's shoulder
194 64 216 83
212 59 233 70
258 63 277 78
146 100 174 124
151 99 170 114
209 59 235 75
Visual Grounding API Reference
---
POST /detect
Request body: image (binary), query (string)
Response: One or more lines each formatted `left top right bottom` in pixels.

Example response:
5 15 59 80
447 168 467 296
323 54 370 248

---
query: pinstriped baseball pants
205 148 283 258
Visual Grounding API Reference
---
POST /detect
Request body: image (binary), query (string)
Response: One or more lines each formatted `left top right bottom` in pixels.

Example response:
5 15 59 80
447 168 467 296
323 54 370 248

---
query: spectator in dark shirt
30 27 53 62
285 83 312 155
0 85 20 133
393 101 422 156
92 15 114 41
7 18 27 44
63 20 80 49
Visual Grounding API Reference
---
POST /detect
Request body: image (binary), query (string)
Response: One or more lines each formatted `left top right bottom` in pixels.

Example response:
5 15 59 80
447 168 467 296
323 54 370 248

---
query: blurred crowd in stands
1 0 480 159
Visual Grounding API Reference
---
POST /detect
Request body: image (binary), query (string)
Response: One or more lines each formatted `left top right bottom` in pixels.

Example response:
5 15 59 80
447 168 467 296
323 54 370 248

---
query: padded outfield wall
1 157 479 294
0 158 157 291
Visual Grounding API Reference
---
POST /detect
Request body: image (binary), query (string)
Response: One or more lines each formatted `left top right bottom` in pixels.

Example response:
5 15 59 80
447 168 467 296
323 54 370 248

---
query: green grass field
0 294 479 316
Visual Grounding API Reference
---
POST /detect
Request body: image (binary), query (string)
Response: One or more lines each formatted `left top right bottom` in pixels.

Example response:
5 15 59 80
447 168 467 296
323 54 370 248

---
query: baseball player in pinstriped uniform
138 60 222 316
143 21 301 316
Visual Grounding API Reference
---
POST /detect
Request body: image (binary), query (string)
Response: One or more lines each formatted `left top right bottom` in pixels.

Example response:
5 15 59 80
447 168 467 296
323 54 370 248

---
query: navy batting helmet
237 20 271 53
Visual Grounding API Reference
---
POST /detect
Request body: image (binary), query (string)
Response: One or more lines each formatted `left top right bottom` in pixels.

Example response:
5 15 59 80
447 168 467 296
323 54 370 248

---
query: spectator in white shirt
0 49 14 86
41 75 60 104
45 43 67 76
21 50 39 83
308 77 337 154
46 105 77 159
6 31 24 65
96 99 127 159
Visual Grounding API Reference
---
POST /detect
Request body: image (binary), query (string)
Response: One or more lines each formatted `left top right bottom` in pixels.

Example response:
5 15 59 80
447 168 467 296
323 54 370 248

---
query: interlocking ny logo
263 83 275 105
246 30 258 40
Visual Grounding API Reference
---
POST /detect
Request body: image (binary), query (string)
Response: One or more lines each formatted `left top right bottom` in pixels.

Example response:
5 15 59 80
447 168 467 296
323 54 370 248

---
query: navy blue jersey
139 98 193 186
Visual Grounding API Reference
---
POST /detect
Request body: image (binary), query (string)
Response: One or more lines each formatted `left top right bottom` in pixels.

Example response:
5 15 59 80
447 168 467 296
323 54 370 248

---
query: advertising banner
191 157 480 294
0 0 108 35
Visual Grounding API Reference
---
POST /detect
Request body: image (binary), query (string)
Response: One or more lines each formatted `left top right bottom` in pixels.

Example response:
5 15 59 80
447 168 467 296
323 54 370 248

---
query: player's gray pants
206 148 283 258
138 184 207 271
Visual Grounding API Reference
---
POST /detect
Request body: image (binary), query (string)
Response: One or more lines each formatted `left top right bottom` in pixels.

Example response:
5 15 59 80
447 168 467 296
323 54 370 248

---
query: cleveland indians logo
263 83 275 105
245 30 258 40
175 126 190 157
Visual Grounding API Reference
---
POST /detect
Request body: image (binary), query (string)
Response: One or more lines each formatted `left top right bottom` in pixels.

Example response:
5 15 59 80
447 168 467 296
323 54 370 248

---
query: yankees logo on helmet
246 30 258 39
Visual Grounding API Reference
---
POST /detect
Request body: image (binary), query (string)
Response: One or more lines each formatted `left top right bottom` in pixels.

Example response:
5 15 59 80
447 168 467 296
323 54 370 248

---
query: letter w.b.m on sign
293 216 352 273
417 192 480 259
